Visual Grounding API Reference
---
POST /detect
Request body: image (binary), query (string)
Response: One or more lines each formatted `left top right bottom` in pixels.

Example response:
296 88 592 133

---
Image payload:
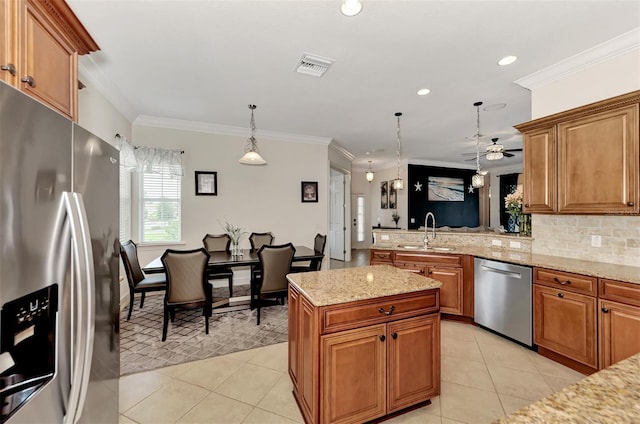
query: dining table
142 245 323 313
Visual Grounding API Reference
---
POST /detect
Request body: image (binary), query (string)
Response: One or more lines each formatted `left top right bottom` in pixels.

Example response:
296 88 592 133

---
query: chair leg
162 306 169 341
205 315 209 335
228 275 233 298
140 292 146 309
127 289 134 321
170 308 176 322
257 298 261 325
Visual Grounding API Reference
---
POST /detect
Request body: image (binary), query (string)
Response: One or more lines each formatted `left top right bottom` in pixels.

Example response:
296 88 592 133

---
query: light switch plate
381 234 390 241
591 235 601 247
492 239 502 247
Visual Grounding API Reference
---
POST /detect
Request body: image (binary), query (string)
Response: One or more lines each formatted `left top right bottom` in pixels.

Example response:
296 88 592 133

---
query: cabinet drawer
534 268 596 296
320 290 439 334
599 279 640 307
394 252 462 267
370 250 393 263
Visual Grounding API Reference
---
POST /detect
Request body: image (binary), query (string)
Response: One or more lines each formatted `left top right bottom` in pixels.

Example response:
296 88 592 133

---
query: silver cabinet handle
1 63 16 76
21 75 35 87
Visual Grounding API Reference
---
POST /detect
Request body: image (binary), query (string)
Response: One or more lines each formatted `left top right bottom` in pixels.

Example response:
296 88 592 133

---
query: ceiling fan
462 138 522 161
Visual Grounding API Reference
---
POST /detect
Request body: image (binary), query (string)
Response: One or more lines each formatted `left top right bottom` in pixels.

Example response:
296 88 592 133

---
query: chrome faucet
424 212 436 248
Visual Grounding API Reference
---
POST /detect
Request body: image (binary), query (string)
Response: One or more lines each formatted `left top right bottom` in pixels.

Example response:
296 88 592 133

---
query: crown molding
409 159 476 170
329 141 356 161
134 114 332 145
78 56 138 122
516 27 640 90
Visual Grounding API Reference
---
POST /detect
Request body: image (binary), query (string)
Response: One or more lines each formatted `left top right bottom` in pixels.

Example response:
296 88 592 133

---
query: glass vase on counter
518 214 531 237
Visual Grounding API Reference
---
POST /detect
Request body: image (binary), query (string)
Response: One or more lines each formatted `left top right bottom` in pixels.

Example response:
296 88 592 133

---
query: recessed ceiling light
341 0 362 17
483 103 507 111
417 88 431 96
498 55 518 66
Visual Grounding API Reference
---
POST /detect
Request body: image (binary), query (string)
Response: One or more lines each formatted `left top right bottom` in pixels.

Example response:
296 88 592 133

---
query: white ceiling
68 0 640 171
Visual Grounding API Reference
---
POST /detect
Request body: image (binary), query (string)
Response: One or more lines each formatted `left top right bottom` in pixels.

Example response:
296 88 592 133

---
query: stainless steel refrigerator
0 82 119 423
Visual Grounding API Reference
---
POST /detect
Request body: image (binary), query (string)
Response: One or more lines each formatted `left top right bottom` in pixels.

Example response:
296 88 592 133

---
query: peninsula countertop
496 352 640 423
286 264 442 307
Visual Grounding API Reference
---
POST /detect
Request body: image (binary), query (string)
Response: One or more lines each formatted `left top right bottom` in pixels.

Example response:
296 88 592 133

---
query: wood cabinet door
533 284 597 368
320 324 386 424
599 299 640 369
427 266 463 315
387 315 440 413
20 0 77 119
522 126 557 213
394 261 426 275
557 104 639 214
0 0 18 86
288 286 300 391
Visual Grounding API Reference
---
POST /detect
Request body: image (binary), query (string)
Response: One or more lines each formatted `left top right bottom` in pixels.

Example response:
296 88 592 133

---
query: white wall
487 164 523 229
368 163 408 229
131 124 330 281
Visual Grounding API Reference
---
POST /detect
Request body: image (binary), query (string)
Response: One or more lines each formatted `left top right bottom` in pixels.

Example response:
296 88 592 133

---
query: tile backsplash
532 214 640 267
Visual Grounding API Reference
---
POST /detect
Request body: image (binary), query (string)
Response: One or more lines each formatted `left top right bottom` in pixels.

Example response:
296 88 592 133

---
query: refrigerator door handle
70 193 96 423
59 192 95 424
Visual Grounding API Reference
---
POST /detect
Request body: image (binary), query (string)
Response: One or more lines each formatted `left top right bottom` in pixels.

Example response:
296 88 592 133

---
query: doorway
329 168 351 262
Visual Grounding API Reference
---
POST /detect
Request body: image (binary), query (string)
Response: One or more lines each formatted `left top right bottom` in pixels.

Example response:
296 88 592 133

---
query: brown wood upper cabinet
516 91 640 215
0 0 99 120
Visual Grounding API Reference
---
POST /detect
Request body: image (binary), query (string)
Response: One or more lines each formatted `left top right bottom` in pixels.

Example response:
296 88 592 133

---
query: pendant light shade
471 101 485 189
392 112 404 190
365 160 374 182
239 104 266 165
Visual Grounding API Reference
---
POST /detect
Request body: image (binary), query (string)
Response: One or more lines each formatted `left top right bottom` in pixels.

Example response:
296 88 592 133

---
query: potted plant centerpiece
504 185 530 235
392 212 400 228
222 221 247 256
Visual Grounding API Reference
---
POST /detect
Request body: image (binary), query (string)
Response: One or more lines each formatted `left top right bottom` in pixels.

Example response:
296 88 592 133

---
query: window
140 164 181 242
356 195 365 242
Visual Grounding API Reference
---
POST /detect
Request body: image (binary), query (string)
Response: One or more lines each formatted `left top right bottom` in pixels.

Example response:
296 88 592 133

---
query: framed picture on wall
427 176 464 201
388 181 397 209
381 181 388 209
301 181 318 202
195 171 217 196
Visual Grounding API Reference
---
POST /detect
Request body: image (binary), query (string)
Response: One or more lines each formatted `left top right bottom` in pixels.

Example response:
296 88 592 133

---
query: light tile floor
119 319 586 424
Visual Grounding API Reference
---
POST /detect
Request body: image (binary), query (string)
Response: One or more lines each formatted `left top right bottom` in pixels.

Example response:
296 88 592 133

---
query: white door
330 170 345 261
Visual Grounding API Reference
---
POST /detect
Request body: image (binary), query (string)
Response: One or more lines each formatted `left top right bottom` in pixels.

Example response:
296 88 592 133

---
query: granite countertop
371 244 640 285
286 264 442 307
496 352 640 423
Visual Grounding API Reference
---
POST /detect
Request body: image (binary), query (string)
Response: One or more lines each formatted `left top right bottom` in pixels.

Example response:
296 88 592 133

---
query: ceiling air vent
295 53 334 77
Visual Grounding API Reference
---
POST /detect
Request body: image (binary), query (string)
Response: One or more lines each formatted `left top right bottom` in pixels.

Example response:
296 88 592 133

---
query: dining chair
254 243 295 325
160 248 212 341
249 232 274 282
290 233 327 273
119 240 167 320
202 233 235 297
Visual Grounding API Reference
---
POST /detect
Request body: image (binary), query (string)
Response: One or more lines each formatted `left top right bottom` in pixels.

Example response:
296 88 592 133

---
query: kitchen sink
396 244 424 250
428 246 455 252
395 244 455 252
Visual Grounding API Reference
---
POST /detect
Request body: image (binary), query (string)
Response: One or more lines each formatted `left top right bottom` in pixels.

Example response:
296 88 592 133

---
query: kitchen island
286 265 442 424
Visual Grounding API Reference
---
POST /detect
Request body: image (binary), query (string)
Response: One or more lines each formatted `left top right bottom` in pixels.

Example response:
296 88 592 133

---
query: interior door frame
329 166 351 263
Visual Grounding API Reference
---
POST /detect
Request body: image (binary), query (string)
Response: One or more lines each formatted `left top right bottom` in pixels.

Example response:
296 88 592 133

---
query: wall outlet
380 234 390 241
591 235 602 248
410 218 415 224
492 239 502 247
509 241 521 249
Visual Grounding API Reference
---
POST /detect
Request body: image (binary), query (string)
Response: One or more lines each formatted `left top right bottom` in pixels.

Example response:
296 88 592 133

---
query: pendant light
392 112 404 190
365 160 374 182
239 104 266 165
471 101 485 189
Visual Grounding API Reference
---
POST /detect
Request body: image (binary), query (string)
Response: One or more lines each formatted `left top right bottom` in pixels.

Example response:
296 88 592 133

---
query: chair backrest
258 243 295 294
249 232 274 251
161 248 210 305
202 233 231 252
314 234 327 254
120 240 145 287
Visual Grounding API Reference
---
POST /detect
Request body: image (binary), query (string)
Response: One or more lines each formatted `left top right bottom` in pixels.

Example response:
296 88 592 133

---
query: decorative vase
231 241 242 257
519 215 531 237
507 214 517 233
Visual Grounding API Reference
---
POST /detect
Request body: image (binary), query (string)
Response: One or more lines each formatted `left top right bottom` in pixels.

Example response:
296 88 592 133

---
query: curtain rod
115 134 184 154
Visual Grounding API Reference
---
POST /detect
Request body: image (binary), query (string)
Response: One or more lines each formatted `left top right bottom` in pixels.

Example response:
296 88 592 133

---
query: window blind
140 164 181 242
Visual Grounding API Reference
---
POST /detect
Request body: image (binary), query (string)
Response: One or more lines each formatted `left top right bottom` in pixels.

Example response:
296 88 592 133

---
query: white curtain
134 146 184 176
117 135 138 169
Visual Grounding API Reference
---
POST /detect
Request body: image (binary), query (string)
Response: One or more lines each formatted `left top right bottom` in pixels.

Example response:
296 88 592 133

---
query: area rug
119 285 288 375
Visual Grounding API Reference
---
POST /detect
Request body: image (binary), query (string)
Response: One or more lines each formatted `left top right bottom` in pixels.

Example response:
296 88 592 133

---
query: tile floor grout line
473 329 508 419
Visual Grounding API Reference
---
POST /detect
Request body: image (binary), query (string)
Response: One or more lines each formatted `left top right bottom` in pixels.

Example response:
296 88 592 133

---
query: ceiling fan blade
503 152 515 158
503 148 522 152
464 154 488 161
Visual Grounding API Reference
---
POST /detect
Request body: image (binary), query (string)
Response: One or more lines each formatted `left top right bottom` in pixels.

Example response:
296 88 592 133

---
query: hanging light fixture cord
396 112 402 180
248 104 257 150
474 101 482 174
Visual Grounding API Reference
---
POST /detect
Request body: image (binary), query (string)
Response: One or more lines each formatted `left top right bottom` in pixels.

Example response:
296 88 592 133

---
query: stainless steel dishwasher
474 258 533 347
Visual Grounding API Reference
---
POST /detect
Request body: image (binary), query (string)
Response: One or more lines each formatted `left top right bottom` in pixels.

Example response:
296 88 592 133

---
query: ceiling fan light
486 151 503 161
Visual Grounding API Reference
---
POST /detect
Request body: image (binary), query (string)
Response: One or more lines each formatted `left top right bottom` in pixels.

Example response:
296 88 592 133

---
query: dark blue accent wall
408 165 480 229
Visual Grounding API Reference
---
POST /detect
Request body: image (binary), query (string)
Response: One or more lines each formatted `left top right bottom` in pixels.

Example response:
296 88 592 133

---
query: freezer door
72 125 119 424
0 83 71 423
